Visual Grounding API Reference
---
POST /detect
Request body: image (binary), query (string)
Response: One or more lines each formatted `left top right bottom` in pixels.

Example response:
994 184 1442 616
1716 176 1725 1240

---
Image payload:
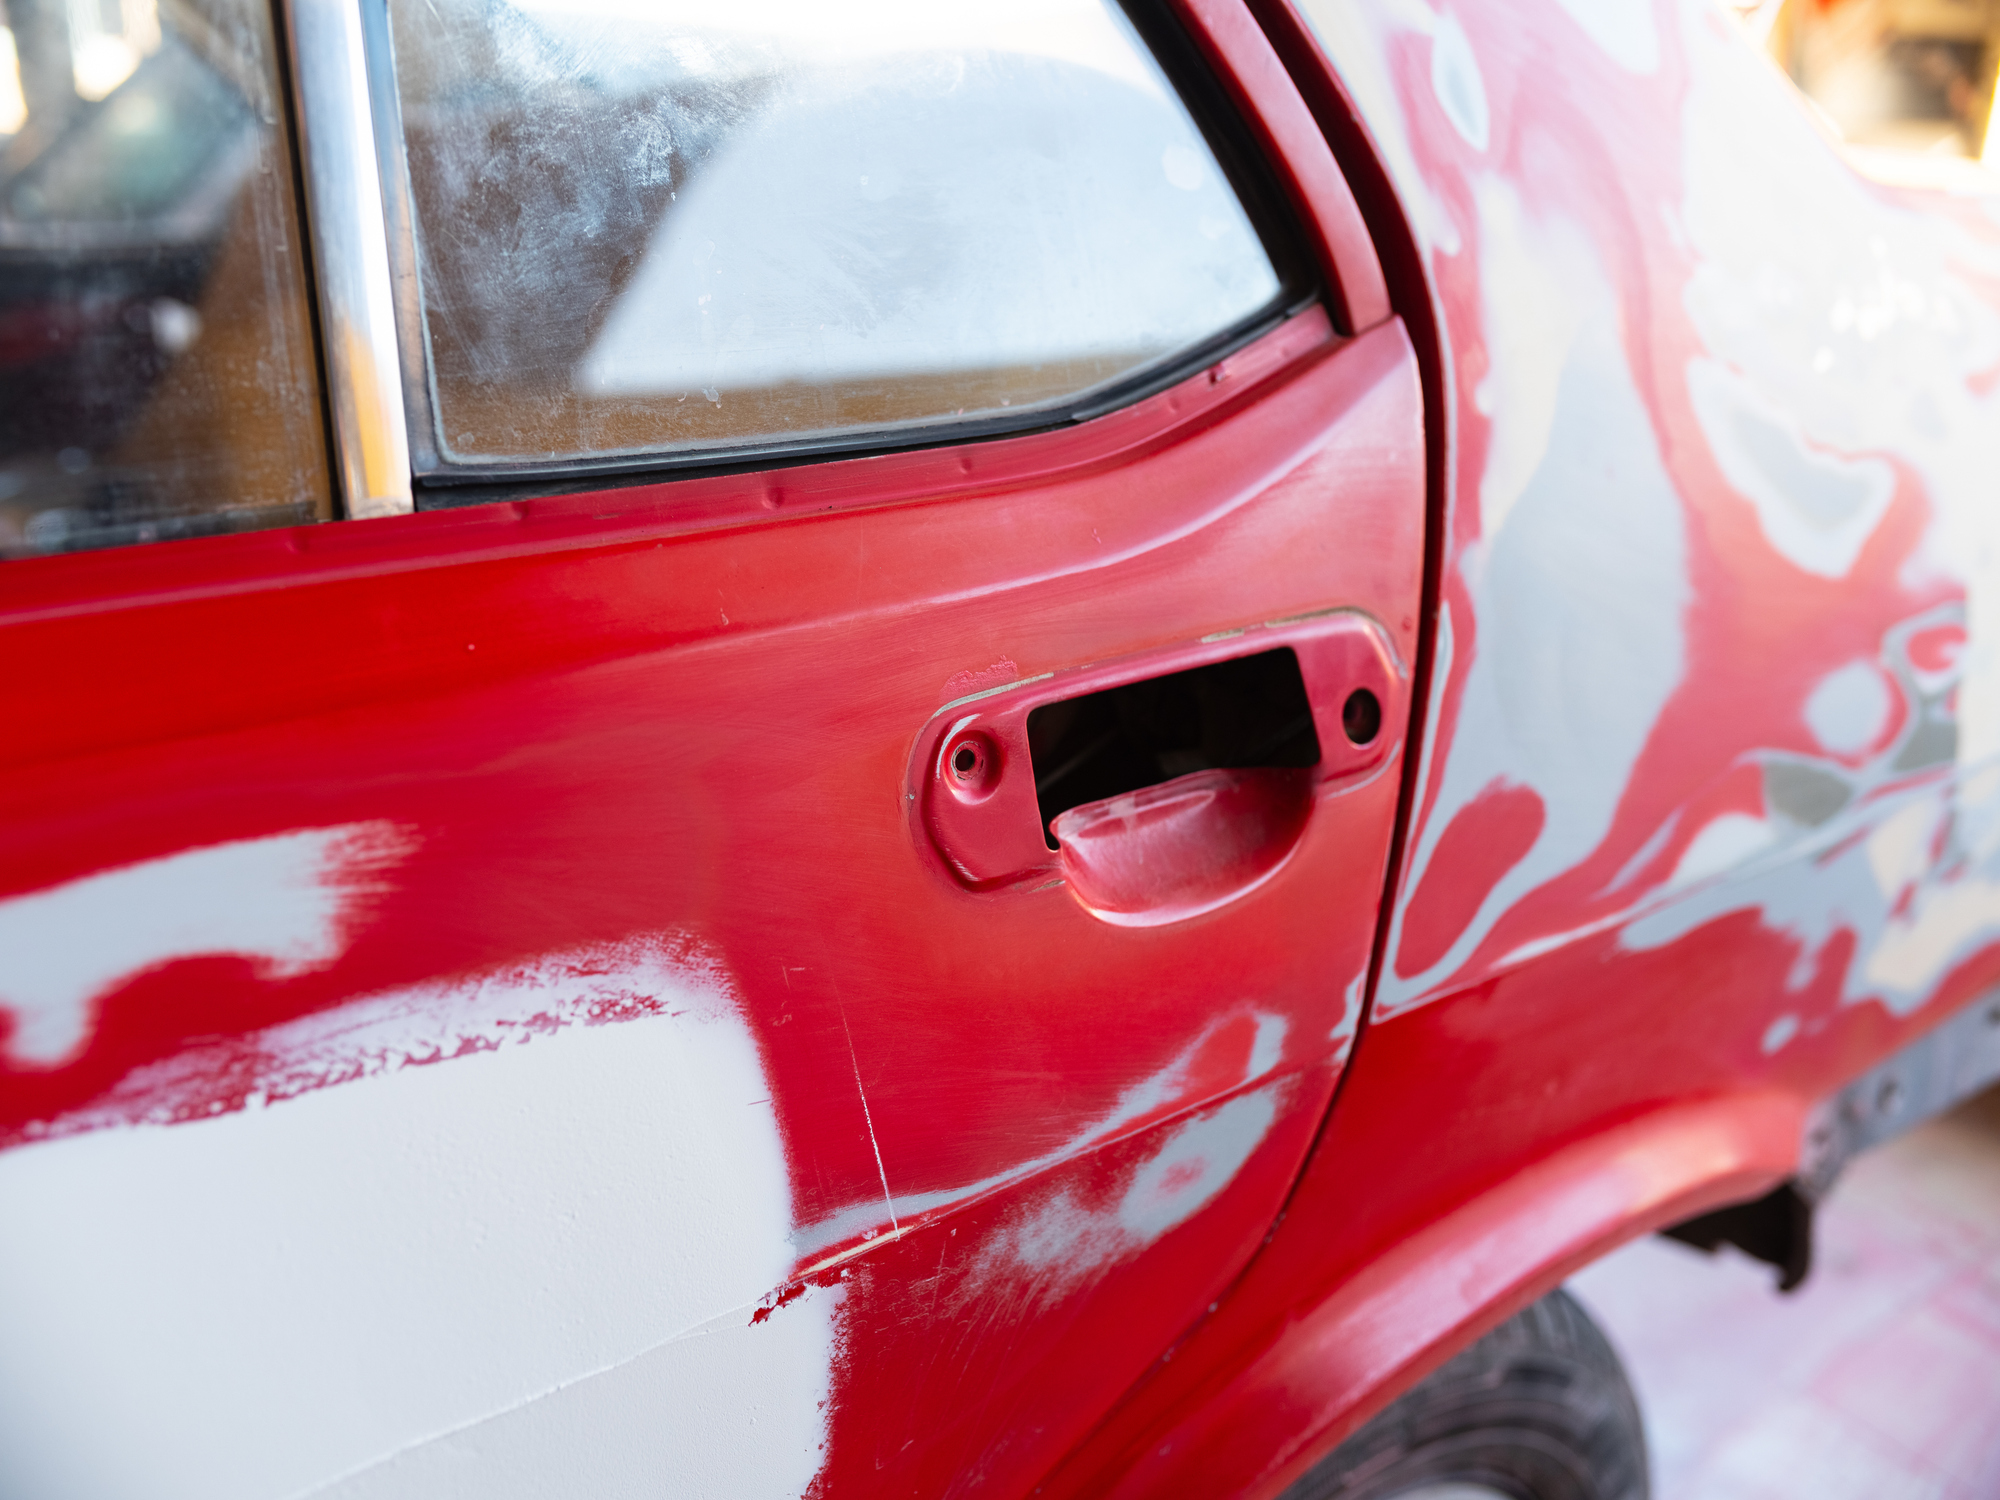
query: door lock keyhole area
942 732 999 801
1342 688 1381 746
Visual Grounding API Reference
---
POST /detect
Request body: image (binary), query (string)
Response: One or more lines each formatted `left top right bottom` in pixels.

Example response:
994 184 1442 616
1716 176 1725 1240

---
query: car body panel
1037 1 2000 1495
0 7 1426 1488
5 0 2000 1495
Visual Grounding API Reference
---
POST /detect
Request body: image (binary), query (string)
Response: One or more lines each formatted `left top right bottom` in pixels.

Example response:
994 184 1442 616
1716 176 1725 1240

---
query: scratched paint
794 1011 1289 1262
990 1084 1285 1298
0 937 829 1500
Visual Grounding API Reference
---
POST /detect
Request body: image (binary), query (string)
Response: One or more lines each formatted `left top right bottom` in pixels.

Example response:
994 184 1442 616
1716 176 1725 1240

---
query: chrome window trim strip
281 0 414 520
355 0 442 476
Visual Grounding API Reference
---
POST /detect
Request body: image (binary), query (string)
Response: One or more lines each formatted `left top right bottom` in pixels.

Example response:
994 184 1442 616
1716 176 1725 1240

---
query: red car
2 0 1998 1495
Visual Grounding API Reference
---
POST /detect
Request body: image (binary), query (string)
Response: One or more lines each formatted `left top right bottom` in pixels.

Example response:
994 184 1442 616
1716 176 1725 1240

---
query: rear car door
0 2 1424 1496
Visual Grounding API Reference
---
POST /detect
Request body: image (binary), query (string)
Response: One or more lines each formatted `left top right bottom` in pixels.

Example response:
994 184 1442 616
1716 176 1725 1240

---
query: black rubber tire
1281 1289 1649 1500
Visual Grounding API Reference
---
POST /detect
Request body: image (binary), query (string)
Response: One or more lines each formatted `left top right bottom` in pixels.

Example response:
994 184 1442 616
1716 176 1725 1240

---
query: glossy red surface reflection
4 0 2000 1496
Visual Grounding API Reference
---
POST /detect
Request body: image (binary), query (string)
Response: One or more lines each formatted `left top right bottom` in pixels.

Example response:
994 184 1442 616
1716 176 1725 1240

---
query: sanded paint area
1572 1086 2000 1500
0 937 831 1500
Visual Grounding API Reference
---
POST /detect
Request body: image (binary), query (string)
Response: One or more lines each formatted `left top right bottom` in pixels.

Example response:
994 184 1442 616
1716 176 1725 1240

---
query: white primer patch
1761 1013 1800 1055
1472 178 1595 542
1619 760 2000 1017
1806 660 1894 756
1551 0 1657 74
1429 11 1489 151
0 823 415 1069
1863 875 2000 996
1001 1085 1281 1290
1670 813 1778 890
1688 359 1896 581
0 938 827 1500
1330 971 1367 1049
315 1284 842 1500
1866 797 1942 899
1380 230 1691 1007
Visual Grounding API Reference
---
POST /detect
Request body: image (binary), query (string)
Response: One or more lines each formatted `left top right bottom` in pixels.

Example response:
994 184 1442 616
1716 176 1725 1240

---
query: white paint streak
1552 0 1658 74
793 1008 1289 1257
0 938 828 1500
1864 876 2000 995
1001 1085 1281 1290
1428 10 1488 151
0 823 415 1069
1247 1012 1287 1078
1806 660 1894 755
1382 215 1691 1008
1670 813 1778 890
1676 0 2000 762
1761 1013 1800 1054
1687 358 1896 580
1866 798 1942 899
1330 971 1367 1048
1472 177 1595 543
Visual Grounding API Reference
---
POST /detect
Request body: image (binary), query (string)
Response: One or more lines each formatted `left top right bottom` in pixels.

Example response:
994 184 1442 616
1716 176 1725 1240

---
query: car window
386 0 1294 475
0 0 332 558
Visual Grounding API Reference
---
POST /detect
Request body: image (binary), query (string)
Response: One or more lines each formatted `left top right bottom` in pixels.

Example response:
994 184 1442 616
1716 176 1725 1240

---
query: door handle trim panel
910 609 1406 904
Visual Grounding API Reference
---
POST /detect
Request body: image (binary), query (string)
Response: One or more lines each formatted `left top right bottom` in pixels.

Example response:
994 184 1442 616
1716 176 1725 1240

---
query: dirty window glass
0 0 332 558
387 0 1290 471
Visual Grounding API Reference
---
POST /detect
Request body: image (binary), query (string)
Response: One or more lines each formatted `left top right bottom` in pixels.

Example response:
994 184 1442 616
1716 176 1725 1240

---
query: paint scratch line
926 1239 947 1323
839 1001 897 1233
292 1284 810 1496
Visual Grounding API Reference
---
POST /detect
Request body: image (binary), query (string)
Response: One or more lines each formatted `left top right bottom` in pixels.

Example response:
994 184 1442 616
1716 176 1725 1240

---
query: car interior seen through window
387 0 1298 480
0 0 332 559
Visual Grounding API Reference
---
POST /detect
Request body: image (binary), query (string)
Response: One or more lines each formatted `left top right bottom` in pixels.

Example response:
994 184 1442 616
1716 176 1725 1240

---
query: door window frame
262 0 1393 534
310 0 1372 507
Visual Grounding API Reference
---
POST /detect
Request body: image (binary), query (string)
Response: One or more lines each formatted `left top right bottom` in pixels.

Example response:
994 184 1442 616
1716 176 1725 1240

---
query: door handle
910 611 1404 922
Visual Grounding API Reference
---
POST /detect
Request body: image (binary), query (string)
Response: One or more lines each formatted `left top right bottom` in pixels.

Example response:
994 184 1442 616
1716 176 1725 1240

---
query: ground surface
1571 1087 2000 1500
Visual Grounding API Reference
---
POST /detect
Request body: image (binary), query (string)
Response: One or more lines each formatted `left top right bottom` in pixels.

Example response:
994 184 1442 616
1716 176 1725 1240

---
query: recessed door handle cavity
910 611 1405 921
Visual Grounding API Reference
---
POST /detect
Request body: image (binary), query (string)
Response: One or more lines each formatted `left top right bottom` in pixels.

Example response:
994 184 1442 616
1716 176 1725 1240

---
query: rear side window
386 0 1296 477
0 0 331 558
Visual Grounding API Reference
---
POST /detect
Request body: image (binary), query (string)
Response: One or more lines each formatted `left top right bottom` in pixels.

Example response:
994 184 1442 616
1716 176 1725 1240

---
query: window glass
0 0 332 558
388 0 1291 471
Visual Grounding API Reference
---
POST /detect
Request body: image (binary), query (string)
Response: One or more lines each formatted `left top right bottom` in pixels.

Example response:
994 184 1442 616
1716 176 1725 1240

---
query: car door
0 2 1424 1497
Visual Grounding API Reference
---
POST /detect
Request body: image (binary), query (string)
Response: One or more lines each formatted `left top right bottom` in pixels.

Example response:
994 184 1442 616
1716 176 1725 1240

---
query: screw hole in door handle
911 611 1406 922
945 732 1001 801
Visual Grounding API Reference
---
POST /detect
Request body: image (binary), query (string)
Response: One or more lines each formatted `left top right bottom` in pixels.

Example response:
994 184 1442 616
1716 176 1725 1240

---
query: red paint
1907 624 1967 676
1395 780 1546 978
9 0 2000 1494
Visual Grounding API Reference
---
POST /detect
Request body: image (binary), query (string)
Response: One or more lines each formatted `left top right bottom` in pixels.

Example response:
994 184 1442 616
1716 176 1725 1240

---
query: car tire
1282 1288 1649 1500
